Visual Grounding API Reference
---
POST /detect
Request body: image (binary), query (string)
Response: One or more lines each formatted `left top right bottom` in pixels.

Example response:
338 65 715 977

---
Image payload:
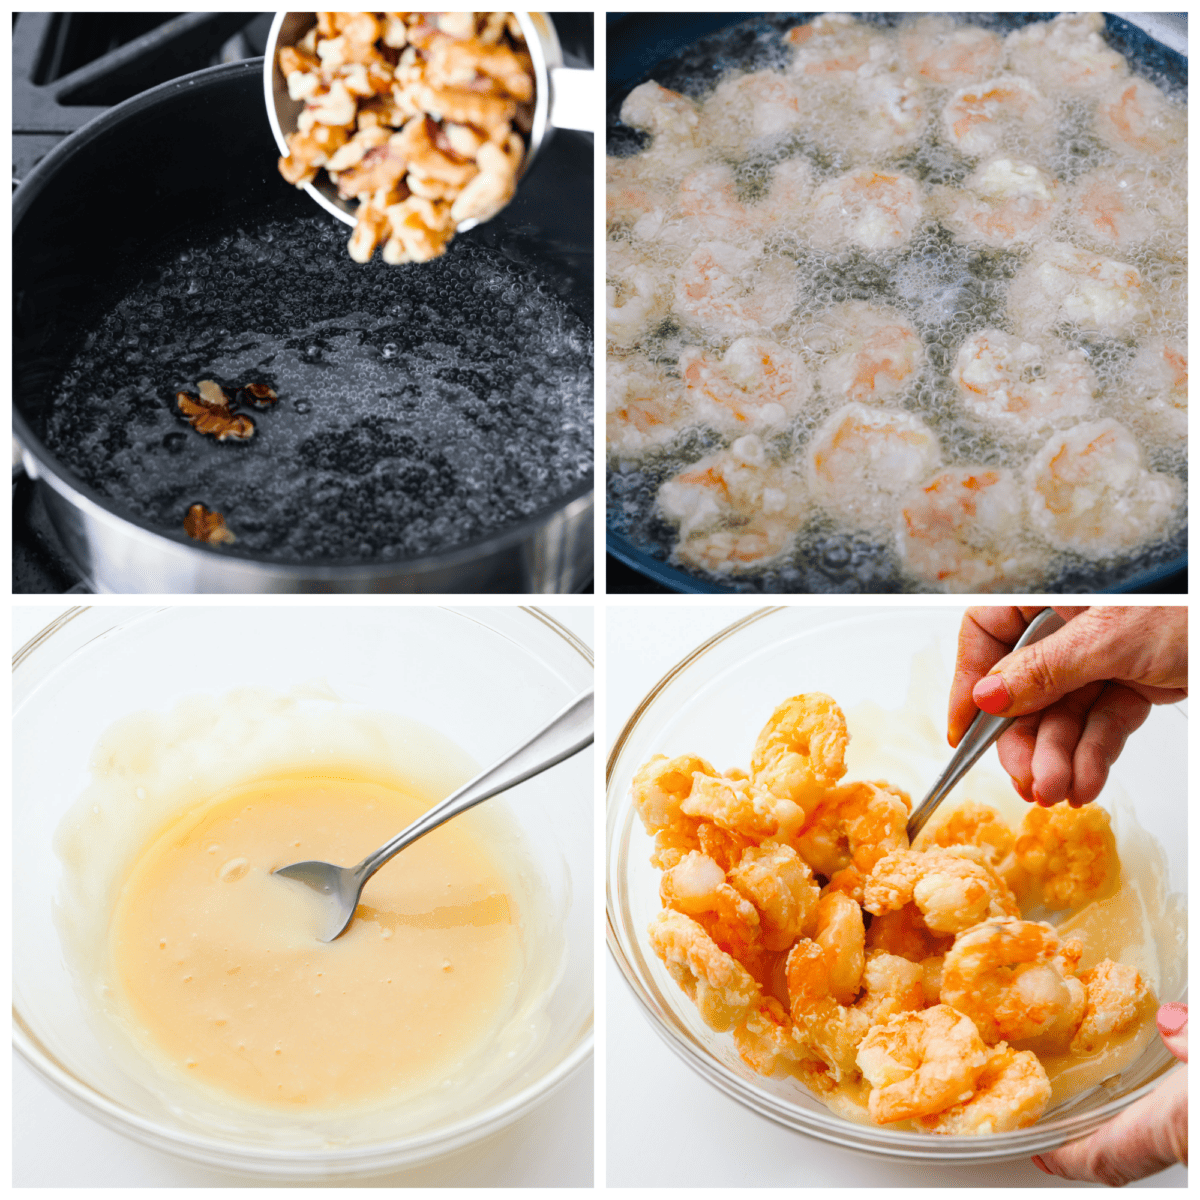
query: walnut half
184 504 236 544
177 383 255 441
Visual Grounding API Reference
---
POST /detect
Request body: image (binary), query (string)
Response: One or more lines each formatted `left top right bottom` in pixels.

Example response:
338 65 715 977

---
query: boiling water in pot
41 205 592 562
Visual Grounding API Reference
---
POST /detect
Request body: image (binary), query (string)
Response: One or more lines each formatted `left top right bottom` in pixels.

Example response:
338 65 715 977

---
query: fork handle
906 608 1067 842
353 689 593 884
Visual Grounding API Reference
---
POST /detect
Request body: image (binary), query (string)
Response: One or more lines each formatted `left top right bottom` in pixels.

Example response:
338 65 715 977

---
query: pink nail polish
973 674 1010 714
1157 1003 1188 1036
1032 1155 1051 1175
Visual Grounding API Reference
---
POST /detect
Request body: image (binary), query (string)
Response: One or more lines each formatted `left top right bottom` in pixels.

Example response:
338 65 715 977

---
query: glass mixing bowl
15 605 592 1180
607 606 1185 1164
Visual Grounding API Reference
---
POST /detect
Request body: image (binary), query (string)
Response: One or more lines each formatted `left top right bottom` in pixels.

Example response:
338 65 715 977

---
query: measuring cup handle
548 66 595 132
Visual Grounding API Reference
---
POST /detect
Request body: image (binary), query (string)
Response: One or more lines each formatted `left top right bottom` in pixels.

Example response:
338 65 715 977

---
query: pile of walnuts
277 12 535 264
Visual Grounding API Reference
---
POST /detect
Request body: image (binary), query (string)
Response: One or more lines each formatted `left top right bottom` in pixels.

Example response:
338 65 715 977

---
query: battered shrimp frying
679 338 812 435
1006 12 1127 94
940 918 1080 1045
606 356 691 458
806 403 942 531
619 81 701 154
705 70 808 146
1128 338 1187 444
1026 418 1182 558
1068 166 1186 251
856 1005 990 1124
808 302 925 405
785 13 892 78
674 241 798 339
750 692 849 819
810 169 925 252
938 157 1061 248
795 780 912 877
1094 77 1187 159
657 435 807 574
951 329 1095 433
607 247 667 349
897 466 1039 594
942 77 1049 158
648 909 761 1032
677 164 762 246
1008 243 1148 334
899 19 1003 85
917 1043 1051 1134
1013 802 1119 911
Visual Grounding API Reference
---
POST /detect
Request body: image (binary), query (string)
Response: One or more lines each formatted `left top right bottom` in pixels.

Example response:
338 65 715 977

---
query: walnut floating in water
239 383 279 408
176 382 255 441
183 504 236 544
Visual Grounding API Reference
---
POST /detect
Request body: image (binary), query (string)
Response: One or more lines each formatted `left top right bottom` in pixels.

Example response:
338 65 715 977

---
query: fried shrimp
677 164 762 246
896 466 1040 595
1013 803 1119 912
785 13 893 78
865 848 1019 935
937 157 1061 247
950 329 1095 433
866 903 954 963
750 692 849 819
814 890 867 1006
942 77 1049 158
619 81 701 154
606 256 667 349
940 918 1079 1045
856 1004 990 1124
1094 77 1187 159
674 241 798 339
1025 419 1182 558
915 801 1015 870
1068 165 1186 252
659 851 764 970
795 780 912 877
705 70 809 146
648 909 761 1032
1128 338 1187 444
855 950 926 1024
606 356 692 457
1006 12 1127 94
899 18 1003 85
657 435 808 575
808 302 925 405
1008 242 1149 334
727 843 821 952
809 169 925 252
734 995 833 1086
806 403 942 530
917 1043 1052 1134
679 338 812 435
785 939 870 1081
1071 960 1151 1053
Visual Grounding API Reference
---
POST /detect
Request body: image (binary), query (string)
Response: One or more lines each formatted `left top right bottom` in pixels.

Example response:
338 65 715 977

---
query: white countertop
604 603 1186 1188
12 601 594 1187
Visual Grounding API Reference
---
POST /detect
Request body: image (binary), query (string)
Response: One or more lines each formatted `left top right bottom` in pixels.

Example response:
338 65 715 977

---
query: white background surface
604 602 1187 1189
12 601 594 1188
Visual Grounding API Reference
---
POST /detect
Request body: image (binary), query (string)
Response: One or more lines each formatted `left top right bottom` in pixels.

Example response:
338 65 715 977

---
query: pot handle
548 67 595 133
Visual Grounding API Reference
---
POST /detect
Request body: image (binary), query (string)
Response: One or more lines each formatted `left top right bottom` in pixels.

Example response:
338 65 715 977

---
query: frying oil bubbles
606 13 1186 592
43 209 593 562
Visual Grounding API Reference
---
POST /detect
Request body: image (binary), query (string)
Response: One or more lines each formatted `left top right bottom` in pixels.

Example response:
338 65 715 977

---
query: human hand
948 607 1187 807
1033 1003 1188 1186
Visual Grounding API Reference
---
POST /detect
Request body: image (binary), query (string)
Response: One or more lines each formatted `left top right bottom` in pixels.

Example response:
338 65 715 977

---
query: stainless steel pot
14 58 593 594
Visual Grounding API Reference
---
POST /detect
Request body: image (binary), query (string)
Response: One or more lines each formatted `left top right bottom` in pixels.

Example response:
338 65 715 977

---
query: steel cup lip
263 11 561 231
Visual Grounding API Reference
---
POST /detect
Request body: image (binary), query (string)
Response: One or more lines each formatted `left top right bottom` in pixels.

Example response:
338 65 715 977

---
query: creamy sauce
109 770 521 1110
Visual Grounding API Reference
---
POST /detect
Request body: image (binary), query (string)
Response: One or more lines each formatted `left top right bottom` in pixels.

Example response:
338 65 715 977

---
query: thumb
972 609 1112 717
1156 1003 1188 1063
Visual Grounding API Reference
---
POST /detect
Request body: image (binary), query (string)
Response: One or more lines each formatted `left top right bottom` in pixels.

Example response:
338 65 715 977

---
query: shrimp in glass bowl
679 338 812 436
1094 76 1187 160
1067 165 1187 252
809 169 925 252
1025 418 1182 558
673 241 799 340
896 466 1045 595
656 435 807 574
898 18 1004 86
806 403 942 530
950 329 1095 434
941 76 1051 159
807 302 925 405
606 355 692 459
935 157 1061 248
1005 12 1128 95
1007 242 1149 335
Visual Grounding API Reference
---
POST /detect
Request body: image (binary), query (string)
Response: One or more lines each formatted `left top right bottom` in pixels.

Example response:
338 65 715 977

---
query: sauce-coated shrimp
785 14 893 78
855 950 926 1024
897 466 1040 595
856 1004 990 1124
1025 418 1182 557
786 938 871 1081
808 302 925 405
606 356 691 458
917 1043 1051 1134
660 850 764 975
657 435 808 574
865 847 1019 935
915 801 1015 870
806 403 942 530
795 779 912 877
899 18 1003 85
1006 12 1127 94
866 903 954 963
938 157 1061 247
940 918 1079 1045
1008 242 1148 334
728 843 821 952
673 241 798 339
942 76 1048 158
810 169 925 251
1094 77 1186 159
679 338 812 435
750 692 849 820
1013 803 1119 912
734 995 833 1086
1072 960 1151 1053
813 890 866 1006
648 909 761 1032
951 329 1095 432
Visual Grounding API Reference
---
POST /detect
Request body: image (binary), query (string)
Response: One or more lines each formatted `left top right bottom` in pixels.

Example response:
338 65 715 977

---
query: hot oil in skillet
42 207 593 561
